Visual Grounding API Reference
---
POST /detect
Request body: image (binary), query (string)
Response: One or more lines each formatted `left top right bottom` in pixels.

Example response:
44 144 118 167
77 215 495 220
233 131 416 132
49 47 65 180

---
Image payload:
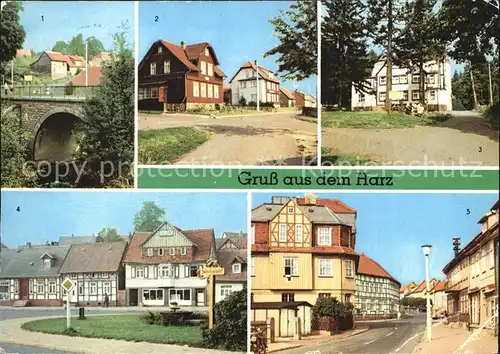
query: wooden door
280 309 294 337
19 279 29 300
129 289 138 306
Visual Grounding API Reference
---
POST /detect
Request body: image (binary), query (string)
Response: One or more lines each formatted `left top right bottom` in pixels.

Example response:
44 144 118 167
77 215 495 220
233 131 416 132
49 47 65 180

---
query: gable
141 223 194 248
271 199 311 225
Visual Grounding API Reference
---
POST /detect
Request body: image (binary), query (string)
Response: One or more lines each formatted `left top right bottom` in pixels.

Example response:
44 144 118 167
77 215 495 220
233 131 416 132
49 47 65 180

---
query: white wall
230 67 278 105
215 282 244 303
125 264 207 289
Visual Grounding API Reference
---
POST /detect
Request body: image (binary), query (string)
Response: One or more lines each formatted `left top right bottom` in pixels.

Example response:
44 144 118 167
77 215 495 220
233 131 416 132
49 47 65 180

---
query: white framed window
266 81 271 89
201 83 206 98
138 87 144 100
150 62 156 75
208 63 213 76
412 74 420 84
318 227 332 246
180 247 187 256
379 76 386 85
169 289 191 301
220 285 232 297
232 263 241 274
90 282 97 295
267 93 271 102
392 76 400 85
284 258 298 276
204 48 209 56
147 248 153 257
169 247 175 256
214 84 219 99
319 259 333 277
0 280 9 300
200 61 207 75
427 74 435 84
48 281 57 294
43 259 51 268
136 267 144 278
158 248 164 256
29 280 33 294
160 265 170 278
37 281 44 293
144 289 163 301
295 224 303 242
207 84 213 98
279 223 286 242
345 260 354 277
358 93 365 103
240 81 247 89
193 82 199 97
412 90 420 100
164 60 170 74
429 90 436 101
144 86 151 99
400 75 408 84
158 46 162 53
403 90 409 100
151 86 158 99
103 282 111 295
379 92 386 102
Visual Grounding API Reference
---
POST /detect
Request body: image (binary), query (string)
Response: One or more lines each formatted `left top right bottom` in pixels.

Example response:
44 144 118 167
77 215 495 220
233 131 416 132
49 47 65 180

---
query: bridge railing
2 85 98 100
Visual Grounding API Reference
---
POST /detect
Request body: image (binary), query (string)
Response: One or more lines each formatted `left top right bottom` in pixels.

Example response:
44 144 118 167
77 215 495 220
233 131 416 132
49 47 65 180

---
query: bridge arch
31 106 87 162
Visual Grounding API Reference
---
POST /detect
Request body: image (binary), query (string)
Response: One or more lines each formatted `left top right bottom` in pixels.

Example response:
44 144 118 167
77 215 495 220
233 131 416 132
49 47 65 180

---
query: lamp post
422 244 432 342
255 60 260 112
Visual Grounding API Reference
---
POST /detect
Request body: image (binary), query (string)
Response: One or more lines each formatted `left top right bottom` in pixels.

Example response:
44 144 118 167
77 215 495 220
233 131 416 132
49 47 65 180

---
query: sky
0 191 247 248
252 192 498 285
19 1 134 53
139 1 317 95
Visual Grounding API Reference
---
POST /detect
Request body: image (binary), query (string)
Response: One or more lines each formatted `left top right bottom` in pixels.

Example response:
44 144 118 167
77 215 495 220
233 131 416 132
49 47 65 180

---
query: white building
215 234 247 303
229 62 281 107
351 59 453 111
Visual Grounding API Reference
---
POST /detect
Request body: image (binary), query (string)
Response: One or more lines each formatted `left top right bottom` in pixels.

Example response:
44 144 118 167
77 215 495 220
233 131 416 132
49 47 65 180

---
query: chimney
26 241 31 248
181 41 186 50
304 193 317 205
453 237 461 256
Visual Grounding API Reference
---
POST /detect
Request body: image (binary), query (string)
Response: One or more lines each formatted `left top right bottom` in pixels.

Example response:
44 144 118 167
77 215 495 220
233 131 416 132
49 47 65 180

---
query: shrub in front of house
140 310 207 326
312 297 354 332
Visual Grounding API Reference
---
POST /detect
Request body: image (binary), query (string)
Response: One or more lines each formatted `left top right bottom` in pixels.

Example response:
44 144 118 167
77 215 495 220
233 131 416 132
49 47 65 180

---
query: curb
268 344 303 353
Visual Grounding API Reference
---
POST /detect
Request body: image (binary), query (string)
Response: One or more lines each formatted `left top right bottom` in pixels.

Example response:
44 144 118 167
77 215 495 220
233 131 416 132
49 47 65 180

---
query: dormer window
204 48 209 56
200 61 207 75
318 227 332 246
169 247 175 256
180 247 187 256
43 259 51 268
147 248 153 257
158 46 162 53
158 248 164 256
232 263 241 274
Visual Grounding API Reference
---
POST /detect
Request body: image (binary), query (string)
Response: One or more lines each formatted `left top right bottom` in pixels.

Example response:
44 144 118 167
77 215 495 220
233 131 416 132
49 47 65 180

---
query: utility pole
488 61 493 106
385 0 393 113
85 40 88 87
255 60 260 112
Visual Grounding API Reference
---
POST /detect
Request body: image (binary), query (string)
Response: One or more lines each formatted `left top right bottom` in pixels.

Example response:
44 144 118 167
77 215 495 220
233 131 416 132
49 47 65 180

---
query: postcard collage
0 1 499 354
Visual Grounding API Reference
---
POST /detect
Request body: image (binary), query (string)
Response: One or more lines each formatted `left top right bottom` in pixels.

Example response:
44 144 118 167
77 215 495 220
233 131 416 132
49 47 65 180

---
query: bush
484 102 499 130
312 297 354 331
215 103 221 111
202 288 247 351
238 96 247 106
140 310 207 326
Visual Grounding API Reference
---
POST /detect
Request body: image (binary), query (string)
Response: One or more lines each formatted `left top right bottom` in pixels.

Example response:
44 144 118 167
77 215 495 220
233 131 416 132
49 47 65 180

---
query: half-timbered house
215 232 247 302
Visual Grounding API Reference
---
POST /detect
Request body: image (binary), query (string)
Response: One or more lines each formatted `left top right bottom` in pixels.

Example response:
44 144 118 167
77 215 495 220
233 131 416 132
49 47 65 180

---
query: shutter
145 266 149 278
131 266 136 278
154 266 158 279
175 266 179 278
185 265 189 278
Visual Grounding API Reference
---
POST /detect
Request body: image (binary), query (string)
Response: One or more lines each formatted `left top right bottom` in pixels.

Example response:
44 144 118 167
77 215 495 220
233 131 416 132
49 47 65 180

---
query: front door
129 289 138 306
280 309 294 337
19 279 29 300
196 289 205 306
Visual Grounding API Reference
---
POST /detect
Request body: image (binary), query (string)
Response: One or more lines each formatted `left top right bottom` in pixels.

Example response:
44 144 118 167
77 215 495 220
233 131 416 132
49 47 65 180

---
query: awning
251 301 313 310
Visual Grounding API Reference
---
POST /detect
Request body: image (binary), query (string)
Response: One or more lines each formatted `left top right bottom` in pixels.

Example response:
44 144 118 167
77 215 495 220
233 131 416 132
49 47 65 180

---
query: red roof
44 51 86 67
296 197 356 214
431 280 445 293
71 66 102 86
357 254 400 285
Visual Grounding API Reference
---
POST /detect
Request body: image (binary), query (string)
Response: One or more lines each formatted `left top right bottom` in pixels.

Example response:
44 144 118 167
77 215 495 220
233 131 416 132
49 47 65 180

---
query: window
319 293 331 298
190 265 199 277
220 285 233 297
49 281 56 294
37 281 44 293
400 75 408 84
147 248 153 257
232 263 241 273
207 84 213 98
214 85 219 99
180 247 187 256
103 282 111 295
344 294 351 303
79 285 83 295
345 260 354 277
204 48 209 56
208 63 213 76
240 81 247 89
246 71 250 78
144 289 164 301
144 87 151 99
201 83 206 98
90 282 97 295
251 257 255 276
279 223 286 242
43 259 51 268
193 82 199 97
284 257 298 276
0 280 9 300
427 74 435 84
138 87 144 100
403 90 409 100
318 227 332 246
164 60 170 74
200 61 207 75
267 93 271 102
251 94 257 102
136 267 144 278
412 74 420 84
295 224 303 242
150 62 156 75
319 259 333 277
266 81 271 89
379 76 386 85
169 289 191 301
158 46 162 53
29 281 33 294
160 265 170 278
359 93 365 103
429 90 436 101
392 76 400 85
156 248 164 256
288 207 294 213
412 90 420 100
282 293 295 302
169 247 175 256
379 92 386 102
151 86 158 99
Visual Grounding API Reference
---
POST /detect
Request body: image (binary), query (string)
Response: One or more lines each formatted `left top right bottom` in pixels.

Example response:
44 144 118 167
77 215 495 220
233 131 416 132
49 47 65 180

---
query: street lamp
255 60 260 112
422 244 432 342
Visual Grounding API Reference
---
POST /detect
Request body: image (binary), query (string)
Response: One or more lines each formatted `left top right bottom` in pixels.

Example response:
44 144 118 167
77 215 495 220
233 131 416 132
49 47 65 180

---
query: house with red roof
229 62 280 106
355 254 401 318
70 66 102 87
31 51 86 80
122 222 216 307
251 195 358 338
138 40 226 112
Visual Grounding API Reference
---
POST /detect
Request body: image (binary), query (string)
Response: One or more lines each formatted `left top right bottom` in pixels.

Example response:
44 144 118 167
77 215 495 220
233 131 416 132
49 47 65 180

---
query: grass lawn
21 315 203 346
321 147 376 166
138 126 211 164
321 111 451 129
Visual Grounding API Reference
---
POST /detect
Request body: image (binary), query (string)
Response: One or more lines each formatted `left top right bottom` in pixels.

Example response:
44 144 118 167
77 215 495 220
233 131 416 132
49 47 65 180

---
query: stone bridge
2 89 91 162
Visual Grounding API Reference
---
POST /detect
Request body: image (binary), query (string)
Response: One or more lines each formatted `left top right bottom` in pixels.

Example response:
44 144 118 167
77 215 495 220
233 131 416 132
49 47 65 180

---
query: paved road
322 111 499 166
281 314 427 354
139 112 318 165
0 342 78 354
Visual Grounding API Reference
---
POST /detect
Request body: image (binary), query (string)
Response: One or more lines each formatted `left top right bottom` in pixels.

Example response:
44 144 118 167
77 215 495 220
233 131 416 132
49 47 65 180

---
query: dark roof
251 301 313 310
357 254 400 286
59 242 127 273
0 245 71 278
216 249 247 282
58 235 103 245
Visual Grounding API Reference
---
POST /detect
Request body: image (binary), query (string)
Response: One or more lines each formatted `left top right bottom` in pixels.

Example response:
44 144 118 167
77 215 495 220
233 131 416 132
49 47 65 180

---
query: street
0 343 78 354
280 314 427 354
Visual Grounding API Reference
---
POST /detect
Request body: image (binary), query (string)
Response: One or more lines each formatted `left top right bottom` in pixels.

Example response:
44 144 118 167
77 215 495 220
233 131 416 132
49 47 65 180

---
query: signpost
201 258 224 329
61 277 76 329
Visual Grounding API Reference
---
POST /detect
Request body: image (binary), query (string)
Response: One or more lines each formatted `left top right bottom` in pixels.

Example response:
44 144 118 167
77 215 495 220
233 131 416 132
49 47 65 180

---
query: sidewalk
413 323 498 354
268 326 370 353
0 316 237 354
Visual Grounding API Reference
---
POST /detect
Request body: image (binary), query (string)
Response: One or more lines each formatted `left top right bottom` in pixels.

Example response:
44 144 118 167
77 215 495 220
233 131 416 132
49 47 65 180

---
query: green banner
138 168 499 190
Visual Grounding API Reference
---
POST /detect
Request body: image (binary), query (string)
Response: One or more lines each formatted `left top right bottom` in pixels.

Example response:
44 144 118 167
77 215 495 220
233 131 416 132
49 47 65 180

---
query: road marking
384 331 395 337
364 339 377 345
393 331 424 353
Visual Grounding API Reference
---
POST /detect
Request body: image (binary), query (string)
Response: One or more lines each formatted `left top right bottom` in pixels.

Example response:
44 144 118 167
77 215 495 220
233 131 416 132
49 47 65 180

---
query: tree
0 104 37 187
52 35 105 58
321 0 376 108
86 36 105 58
52 40 69 54
265 1 317 81
394 0 446 105
68 33 86 57
134 201 165 232
0 2 25 63
97 227 123 242
75 24 134 187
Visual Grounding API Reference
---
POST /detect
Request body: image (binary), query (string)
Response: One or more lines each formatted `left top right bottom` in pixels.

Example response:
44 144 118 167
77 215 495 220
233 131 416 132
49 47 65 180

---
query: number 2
154 16 159 22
